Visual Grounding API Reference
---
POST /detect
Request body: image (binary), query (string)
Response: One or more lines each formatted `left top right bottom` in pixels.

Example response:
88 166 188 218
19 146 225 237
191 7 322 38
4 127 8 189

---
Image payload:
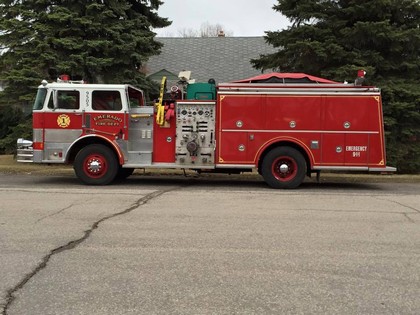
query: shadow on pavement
31 173 387 192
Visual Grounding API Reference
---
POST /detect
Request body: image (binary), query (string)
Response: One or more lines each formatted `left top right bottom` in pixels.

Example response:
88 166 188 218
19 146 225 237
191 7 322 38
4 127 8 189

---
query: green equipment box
186 83 216 100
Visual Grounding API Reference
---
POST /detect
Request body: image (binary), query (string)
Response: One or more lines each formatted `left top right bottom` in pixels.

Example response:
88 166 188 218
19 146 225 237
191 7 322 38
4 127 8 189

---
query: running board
313 166 396 172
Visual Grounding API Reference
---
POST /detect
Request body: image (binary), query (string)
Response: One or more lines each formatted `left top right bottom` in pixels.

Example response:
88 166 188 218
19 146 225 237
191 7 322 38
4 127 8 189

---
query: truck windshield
33 88 47 110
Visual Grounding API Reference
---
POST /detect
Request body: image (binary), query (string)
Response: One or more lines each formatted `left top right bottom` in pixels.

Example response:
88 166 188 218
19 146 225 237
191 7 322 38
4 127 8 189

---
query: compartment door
321 134 345 165
218 131 249 164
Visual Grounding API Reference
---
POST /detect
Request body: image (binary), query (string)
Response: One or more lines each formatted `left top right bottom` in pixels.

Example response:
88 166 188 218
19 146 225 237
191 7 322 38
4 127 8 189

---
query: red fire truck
17 71 396 188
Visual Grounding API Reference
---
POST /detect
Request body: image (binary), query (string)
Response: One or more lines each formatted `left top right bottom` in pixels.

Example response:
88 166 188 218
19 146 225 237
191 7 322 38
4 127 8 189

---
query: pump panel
175 101 216 168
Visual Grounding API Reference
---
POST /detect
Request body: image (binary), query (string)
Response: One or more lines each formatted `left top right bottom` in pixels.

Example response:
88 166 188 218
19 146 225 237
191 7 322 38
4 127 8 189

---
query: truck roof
38 81 142 92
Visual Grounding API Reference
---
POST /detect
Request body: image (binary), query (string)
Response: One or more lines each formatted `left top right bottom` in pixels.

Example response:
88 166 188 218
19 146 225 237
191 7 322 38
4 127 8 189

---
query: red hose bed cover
233 73 338 84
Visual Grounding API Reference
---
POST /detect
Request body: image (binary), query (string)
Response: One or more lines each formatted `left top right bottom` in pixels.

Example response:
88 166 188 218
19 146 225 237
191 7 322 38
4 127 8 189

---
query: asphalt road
0 173 419 315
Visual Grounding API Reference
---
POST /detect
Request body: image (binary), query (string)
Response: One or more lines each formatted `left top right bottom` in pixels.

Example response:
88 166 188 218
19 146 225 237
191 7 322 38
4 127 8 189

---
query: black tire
261 147 306 189
115 167 135 181
73 144 118 185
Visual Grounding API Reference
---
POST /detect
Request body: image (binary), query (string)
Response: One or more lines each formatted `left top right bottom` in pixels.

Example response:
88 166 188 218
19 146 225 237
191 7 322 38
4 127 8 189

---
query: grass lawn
0 154 73 175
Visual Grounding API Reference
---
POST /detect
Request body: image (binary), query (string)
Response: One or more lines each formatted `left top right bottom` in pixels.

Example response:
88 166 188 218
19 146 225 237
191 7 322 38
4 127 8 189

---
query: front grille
17 147 34 162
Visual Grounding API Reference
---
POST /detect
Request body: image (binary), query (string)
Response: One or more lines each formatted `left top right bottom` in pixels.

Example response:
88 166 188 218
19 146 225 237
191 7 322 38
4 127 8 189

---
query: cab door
86 89 128 141
42 89 84 161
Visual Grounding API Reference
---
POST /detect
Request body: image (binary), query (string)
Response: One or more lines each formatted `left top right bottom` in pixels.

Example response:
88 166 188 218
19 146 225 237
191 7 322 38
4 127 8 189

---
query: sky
154 0 291 37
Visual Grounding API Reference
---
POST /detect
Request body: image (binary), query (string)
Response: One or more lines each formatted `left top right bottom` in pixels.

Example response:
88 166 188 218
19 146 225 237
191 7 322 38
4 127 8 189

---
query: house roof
145 37 277 84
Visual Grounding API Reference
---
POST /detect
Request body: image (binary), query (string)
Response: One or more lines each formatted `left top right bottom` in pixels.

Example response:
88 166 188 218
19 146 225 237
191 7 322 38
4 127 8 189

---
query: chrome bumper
16 138 34 163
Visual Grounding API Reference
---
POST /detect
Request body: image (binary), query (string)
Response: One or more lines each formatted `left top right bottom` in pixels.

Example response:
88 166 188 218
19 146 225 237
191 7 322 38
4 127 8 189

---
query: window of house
48 90 80 110
92 91 122 111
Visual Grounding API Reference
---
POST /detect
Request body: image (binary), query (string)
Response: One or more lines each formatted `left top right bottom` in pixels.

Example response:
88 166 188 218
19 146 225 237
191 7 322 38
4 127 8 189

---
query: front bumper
16 138 34 163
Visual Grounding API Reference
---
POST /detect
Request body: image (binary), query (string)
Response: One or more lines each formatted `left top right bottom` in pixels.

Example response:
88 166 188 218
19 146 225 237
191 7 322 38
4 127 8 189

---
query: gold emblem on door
57 114 70 128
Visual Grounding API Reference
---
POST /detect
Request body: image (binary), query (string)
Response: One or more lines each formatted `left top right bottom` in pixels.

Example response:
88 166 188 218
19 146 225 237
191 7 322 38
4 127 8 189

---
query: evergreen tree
0 0 170 108
0 113 32 154
253 0 420 173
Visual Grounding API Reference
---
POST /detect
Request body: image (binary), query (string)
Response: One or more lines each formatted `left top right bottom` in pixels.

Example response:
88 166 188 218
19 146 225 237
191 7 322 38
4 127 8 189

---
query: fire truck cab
17 73 396 188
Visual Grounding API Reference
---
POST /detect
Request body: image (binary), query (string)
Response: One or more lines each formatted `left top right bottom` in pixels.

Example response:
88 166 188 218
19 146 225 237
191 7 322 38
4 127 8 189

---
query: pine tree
253 0 420 173
0 0 170 108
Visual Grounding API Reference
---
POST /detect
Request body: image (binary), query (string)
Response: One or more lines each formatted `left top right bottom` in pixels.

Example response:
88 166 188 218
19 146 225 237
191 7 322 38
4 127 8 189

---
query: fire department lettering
57 114 70 128
94 115 123 126
346 146 368 158
346 146 368 152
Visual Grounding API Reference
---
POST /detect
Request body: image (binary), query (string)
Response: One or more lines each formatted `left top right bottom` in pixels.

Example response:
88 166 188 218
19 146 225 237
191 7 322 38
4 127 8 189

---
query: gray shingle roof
146 37 277 84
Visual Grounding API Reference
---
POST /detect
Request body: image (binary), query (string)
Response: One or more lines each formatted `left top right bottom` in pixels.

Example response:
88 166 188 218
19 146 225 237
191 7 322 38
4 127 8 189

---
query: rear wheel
74 144 118 185
261 147 306 189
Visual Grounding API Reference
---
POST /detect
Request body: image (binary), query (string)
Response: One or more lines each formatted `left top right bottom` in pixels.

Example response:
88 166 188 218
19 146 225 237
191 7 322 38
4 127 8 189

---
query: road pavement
0 173 419 314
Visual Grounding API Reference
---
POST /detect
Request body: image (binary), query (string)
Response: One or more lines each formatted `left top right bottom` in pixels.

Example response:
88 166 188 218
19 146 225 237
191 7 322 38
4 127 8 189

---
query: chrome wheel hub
88 160 101 172
279 163 289 174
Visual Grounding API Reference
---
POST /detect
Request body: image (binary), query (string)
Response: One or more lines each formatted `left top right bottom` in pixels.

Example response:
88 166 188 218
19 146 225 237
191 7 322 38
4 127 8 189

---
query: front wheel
261 147 307 189
74 144 118 185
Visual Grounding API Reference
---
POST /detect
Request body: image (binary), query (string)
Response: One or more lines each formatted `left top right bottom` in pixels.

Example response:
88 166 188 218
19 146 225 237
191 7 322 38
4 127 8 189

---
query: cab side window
128 87 144 108
92 91 122 111
48 90 80 109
